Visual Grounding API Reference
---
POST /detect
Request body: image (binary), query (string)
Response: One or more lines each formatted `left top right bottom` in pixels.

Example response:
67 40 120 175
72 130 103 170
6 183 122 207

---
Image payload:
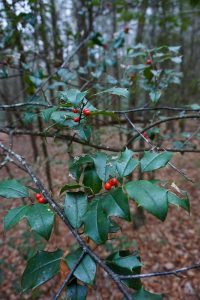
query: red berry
146 59 152 65
72 108 78 113
36 193 42 200
142 132 148 139
83 108 91 116
74 117 80 122
109 178 118 187
104 182 112 190
38 196 46 204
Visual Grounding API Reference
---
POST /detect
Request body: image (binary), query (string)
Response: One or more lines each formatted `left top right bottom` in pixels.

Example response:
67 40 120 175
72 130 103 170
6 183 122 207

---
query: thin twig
126 114 200 147
114 106 200 114
119 262 200 279
0 102 52 110
124 113 194 183
1 127 200 154
53 250 86 300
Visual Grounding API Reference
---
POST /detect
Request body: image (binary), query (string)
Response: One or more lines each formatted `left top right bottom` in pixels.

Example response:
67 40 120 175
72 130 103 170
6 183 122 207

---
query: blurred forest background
1 0 200 111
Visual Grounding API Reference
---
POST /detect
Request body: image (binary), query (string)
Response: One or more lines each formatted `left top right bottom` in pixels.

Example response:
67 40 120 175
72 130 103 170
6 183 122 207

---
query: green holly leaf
92 153 118 182
140 151 173 172
26 204 54 240
167 191 190 212
21 249 63 291
41 107 57 122
66 280 87 300
83 198 109 244
77 125 92 142
4 206 29 230
64 192 88 229
102 188 131 221
117 148 138 177
0 179 29 198
65 249 96 285
50 111 76 127
60 183 82 194
149 90 162 102
133 288 163 300
106 87 129 98
125 180 168 221
58 89 87 106
106 250 142 290
83 166 102 194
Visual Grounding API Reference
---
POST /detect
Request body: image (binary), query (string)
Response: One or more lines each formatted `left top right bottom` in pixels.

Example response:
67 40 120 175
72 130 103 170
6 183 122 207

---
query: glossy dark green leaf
0 179 29 198
106 87 129 98
77 125 92 142
149 90 162 102
58 89 87 106
106 250 142 290
4 205 29 230
117 148 138 177
92 152 107 181
83 198 109 244
140 151 173 172
69 155 93 181
21 249 63 291
26 204 54 240
41 107 57 122
171 56 182 64
60 184 82 194
92 153 118 182
22 112 36 125
83 166 102 194
65 249 96 285
50 111 76 128
125 180 168 221
133 288 163 300
102 188 131 221
64 192 88 228
66 281 87 300
167 192 190 212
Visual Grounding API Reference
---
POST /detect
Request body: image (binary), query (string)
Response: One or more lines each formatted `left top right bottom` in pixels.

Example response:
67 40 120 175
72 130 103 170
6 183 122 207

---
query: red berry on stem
83 108 91 116
142 132 148 139
146 58 152 65
104 182 112 190
109 178 118 187
72 108 78 113
74 117 80 122
38 196 46 204
36 193 42 200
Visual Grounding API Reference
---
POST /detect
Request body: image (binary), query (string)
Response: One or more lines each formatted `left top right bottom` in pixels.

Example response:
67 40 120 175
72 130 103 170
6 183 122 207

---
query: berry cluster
104 178 118 190
35 193 47 204
73 107 91 122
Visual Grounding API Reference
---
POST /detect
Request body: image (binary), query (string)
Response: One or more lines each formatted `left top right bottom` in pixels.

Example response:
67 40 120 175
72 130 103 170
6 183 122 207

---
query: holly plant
0 43 199 300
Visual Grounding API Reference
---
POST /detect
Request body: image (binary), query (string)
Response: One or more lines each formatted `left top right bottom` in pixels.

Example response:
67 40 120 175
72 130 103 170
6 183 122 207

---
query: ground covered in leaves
0 124 200 300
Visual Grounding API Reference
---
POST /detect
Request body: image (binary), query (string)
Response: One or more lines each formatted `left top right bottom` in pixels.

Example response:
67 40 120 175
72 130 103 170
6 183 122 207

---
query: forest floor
0 123 200 300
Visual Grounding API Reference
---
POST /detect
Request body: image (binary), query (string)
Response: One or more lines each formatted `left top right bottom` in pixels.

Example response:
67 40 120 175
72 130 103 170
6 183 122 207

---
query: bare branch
119 262 200 279
1 127 200 154
126 114 200 147
0 103 52 110
114 106 200 114
124 114 195 183
53 250 86 300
